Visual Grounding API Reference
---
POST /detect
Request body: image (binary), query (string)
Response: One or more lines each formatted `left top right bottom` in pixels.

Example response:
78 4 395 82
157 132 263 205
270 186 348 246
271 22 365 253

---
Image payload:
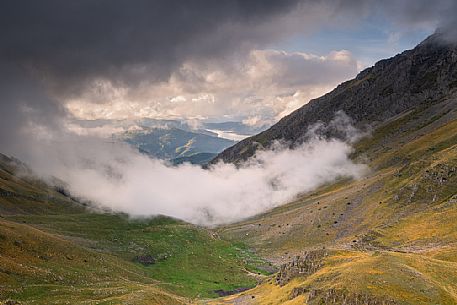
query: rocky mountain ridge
213 31 457 164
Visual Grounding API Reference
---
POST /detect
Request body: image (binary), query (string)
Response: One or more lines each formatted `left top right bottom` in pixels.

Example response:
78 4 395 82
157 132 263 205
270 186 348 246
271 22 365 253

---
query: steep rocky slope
210 72 457 304
213 31 457 164
205 32 457 305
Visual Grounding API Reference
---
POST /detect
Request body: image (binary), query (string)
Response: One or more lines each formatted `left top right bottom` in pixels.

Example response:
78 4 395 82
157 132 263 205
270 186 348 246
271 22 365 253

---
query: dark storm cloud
0 0 303 153
1 0 456 91
0 0 302 92
1 0 456 95
0 62 65 157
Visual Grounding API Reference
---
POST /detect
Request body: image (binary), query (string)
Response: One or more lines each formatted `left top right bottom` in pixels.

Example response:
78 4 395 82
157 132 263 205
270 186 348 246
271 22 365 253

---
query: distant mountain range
72 118 268 164
121 127 235 162
171 152 218 165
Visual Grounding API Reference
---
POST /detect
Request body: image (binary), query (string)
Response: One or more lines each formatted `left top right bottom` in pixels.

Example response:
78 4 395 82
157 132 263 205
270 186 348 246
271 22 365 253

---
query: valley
1 32 457 305
0 156 271 304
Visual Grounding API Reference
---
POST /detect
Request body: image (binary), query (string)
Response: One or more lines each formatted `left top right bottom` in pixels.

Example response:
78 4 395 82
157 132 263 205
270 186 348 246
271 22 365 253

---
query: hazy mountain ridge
70 117 268 164
171 152 218 165
213 31 457 164
122 127 236 161
73 118 262 164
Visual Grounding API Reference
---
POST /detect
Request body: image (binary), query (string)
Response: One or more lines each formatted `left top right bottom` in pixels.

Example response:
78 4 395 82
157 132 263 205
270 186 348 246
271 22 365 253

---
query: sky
62 12 434 126
1 0 457 150
279 19 432 67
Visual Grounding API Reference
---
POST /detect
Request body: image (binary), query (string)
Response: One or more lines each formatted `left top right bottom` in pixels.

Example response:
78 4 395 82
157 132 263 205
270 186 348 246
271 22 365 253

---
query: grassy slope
0 218 186 305
215 96 457 304
0 157 269 304
1 99 456 304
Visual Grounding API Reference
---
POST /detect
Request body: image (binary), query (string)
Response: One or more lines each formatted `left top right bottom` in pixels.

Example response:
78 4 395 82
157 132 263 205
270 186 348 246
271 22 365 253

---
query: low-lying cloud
26 114 367 226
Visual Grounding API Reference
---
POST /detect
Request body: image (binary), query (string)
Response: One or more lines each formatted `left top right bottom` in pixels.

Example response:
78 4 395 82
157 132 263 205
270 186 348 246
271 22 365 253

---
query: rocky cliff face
213 31 457 164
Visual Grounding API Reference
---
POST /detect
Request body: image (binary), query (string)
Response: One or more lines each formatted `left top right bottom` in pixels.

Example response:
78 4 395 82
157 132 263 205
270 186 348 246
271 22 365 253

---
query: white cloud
64 48 359 127
170 95 187 103
242 116 263 127
27 114 367 226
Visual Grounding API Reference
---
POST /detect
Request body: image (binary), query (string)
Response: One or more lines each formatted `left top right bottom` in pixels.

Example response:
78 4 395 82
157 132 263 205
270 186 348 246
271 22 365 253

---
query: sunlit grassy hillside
0 156 270 304
214 96 457 304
